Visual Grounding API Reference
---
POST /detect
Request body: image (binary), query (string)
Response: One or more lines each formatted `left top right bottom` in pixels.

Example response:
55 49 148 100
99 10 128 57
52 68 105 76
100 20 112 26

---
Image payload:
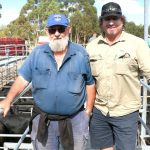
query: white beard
49 36 69 52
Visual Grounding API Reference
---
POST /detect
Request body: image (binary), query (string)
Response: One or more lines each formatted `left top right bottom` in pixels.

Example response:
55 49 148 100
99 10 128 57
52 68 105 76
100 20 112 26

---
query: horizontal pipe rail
140 80 150 91
139 116 150 136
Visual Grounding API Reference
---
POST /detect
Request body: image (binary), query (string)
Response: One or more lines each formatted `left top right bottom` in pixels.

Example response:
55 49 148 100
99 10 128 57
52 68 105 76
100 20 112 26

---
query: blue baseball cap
46 14 69 27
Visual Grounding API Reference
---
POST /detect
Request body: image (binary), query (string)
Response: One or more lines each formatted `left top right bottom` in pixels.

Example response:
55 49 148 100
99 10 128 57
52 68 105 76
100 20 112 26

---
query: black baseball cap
101 2 122 18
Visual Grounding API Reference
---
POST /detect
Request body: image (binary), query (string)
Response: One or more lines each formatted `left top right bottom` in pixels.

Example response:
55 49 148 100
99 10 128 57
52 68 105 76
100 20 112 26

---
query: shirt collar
98 31 126 44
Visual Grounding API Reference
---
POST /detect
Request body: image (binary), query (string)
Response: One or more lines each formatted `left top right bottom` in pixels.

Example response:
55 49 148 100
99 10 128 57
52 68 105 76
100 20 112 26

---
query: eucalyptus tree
125 22 144 38
20 0 62 43
0 0 99 44
59 0 99 43
0 0 149 45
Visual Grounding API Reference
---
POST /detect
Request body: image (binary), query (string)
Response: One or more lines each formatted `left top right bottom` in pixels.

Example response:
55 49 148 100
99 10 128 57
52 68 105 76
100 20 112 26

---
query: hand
85 109 92 117
0 99 11 117
0 108 4 114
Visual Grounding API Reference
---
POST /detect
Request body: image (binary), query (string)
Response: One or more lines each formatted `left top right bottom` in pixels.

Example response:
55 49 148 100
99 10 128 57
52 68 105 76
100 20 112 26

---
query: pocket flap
90 54 102 61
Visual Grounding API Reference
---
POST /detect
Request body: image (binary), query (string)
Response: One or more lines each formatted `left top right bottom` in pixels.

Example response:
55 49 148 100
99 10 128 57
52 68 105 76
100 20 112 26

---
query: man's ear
45 28 49 36
68 26 72 34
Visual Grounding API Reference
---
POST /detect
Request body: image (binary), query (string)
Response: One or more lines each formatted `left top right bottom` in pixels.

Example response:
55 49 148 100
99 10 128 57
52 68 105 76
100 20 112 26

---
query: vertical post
5 48 10 85
141 0 149 141
144 0 149 42
34 0 40 44
0 4 2 18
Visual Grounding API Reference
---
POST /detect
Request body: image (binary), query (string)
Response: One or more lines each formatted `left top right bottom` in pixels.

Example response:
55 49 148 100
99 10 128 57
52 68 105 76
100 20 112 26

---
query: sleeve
17 49 36 82
82 52 95 85
136 39 150 81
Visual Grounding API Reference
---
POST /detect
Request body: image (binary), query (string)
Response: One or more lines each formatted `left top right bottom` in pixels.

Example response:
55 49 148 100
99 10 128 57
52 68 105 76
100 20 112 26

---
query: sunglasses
48 26 66 34
103 16 120 21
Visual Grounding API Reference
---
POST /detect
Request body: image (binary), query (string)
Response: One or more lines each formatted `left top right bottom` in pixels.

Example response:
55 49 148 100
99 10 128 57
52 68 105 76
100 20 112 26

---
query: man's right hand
0 99 11 117
0 76 29 118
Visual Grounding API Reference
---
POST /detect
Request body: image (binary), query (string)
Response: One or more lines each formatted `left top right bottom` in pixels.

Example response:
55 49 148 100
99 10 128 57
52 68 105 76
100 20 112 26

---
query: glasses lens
48 28 56 34
48 26 66 34
58 26 66 33
104 16 120 21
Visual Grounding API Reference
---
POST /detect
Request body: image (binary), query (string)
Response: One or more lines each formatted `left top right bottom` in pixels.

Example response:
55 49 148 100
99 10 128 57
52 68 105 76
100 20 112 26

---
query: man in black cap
86 2 150 150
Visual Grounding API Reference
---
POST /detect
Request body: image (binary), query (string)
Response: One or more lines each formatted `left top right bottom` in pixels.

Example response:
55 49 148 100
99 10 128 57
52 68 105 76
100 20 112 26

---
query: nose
54 30 60 37
108 20 114 25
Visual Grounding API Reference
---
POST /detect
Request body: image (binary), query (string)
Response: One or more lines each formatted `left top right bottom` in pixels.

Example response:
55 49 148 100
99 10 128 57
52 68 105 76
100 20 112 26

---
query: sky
95 0 150 25
0 0 150 26
0 0 27 26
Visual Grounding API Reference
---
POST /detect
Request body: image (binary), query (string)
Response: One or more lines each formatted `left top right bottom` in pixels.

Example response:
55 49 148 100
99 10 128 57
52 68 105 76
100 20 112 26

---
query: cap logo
106 6 118 12
47 14 69 27
54 15 61 22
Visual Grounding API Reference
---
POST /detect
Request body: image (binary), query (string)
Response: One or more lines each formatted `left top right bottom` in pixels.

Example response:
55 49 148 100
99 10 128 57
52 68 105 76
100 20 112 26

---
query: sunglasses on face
103 16 120 21
48 26 66 34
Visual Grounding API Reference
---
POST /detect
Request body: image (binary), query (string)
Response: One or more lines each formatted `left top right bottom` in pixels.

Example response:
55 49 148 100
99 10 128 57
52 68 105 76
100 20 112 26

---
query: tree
125 22 144 38
0 0 98 44
59 0 99 43
0 0 149 45
20 0 61 43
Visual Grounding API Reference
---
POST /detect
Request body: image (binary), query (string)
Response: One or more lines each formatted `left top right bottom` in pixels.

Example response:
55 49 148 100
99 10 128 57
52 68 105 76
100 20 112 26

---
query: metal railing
0 55 27 89
0 47 31 149
139 79 150 147
0 77 150 150
0 83 33 150
13 80 150 150
0 44 29 56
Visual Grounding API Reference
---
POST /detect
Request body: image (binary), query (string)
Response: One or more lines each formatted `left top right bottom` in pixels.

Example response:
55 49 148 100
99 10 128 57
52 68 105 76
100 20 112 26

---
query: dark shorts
89 107 139 150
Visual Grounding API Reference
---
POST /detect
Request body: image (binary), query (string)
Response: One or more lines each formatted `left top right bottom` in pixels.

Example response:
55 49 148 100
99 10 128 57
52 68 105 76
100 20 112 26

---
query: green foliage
60 0 99 43
0 0 99 44
0 0 149 45
125 22 144 38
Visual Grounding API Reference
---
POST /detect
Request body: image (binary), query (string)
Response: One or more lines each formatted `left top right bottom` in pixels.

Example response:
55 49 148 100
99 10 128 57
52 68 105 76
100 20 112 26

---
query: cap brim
46 23 68 28
101 13 122 19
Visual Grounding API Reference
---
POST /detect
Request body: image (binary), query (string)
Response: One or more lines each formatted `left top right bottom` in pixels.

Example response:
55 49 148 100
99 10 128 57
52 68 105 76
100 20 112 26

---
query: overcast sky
0 0 150 26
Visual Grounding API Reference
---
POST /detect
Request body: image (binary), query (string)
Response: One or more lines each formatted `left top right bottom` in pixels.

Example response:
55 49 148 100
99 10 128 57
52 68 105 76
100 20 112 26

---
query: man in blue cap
0 14 96 150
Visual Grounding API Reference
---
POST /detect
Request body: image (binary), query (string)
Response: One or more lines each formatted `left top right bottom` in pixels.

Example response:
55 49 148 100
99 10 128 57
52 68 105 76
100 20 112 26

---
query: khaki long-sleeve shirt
86 31 150 116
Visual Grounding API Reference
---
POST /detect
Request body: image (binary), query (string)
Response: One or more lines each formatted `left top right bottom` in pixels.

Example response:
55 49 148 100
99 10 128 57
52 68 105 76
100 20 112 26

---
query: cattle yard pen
0 45 33 149
0 56 26 89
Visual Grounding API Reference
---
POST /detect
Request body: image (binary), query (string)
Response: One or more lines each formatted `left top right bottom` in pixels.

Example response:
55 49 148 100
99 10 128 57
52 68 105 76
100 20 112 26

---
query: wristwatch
85 108 93 116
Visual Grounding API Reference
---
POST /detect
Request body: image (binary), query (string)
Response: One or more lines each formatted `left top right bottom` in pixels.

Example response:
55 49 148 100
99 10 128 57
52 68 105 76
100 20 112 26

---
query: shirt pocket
90 55 103 77
67 72 84 94
114 53 138 74
32 68 50 89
